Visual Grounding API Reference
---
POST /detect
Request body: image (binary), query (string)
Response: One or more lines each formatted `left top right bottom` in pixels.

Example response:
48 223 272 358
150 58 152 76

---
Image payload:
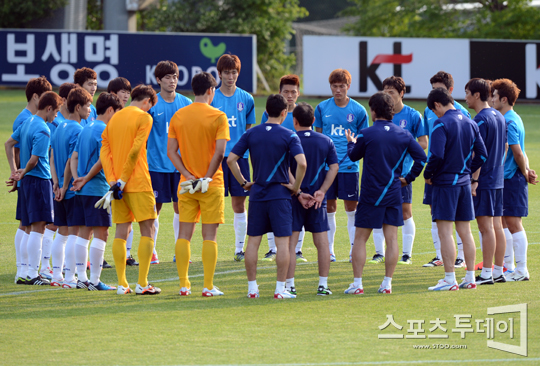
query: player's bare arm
227 152 254 190
203 139 227 179
72 158 103 191
345 129 356 144
290 153 307 195
417 135 428 150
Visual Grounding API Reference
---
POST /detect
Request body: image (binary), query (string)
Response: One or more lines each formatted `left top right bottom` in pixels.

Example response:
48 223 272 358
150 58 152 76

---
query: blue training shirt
211 87 255 158
262 110 295 131
392 104 425 176
503 110 526 180
348 120 426 207
231 123 304 201
13 108 32 149
80 104 97 128
148 93 192 173
51 119 83 199
314 97 368 173
473 107 506 189
290 130 338 196
74 119 109 197
11 115 51 180
424 109 488 187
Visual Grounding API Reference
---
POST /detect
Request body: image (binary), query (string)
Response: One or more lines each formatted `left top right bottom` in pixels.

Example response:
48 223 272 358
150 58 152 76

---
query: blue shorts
20 175 54 227
16 189 22 221
222 157 250 197
473 188 503 217
75 195 112 227
292 197 328 233
355 203 403 228
247 199 292 237
401 183 413 204
54 196 85 227
326 172 359 201
503 172 528 217
423 183 432 205
432 185 474 222
150 171 180 203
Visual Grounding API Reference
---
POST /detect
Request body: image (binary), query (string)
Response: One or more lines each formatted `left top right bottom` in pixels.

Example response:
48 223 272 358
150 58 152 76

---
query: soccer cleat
126 255 139 266
368 254 385 264
428 279 459 291
179 287 191 296
150 253 159 265
286 286 297 295
16 277 27 285
493 274 507 283
25 275 51 286
423 257 443 267
458 279 477 289
378 286 392 294
274 290 296 299
296 251 307 262
317 286 332 296
61 281 78 289
330 254 336 262
398 254 412 265
261 250 276 261
77 280 90 289
117 285 132 295
475 275 494 285
506 271 530 282
135 283 161 295
86 261 90 270
102 260 112 269
88 282 116 291
39 267 53 280
202 287 224 297
454 258 465 268
344 283 364 295
247 290 260 298
234 251 245 262
50 279 63 287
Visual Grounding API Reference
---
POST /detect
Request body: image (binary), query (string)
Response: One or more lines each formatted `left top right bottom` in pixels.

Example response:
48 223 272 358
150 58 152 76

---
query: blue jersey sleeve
11 124 22 142
314 105 322 129
507 121 520 145
347 134 366 162
288 133 304 157
231 131 249 158
327 140 338 166
404 137 427 184
424 122 446 179
246 96 255 125
32 129 51 158
68 128 81 158
415 111 426 137
355 109 369 134
260 111 269 124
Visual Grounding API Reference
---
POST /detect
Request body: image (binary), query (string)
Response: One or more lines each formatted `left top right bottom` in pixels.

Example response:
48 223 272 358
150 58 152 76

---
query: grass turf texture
0 90 538 365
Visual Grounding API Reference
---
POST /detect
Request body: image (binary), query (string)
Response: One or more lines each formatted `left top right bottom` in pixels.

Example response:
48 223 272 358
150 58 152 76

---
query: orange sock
137 236 154 287
202 240 217 290
175 239 191 289
112 239 128 288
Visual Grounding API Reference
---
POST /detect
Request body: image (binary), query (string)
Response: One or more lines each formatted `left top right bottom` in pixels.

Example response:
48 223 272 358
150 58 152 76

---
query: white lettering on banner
207 66 219 81
50 63 77 85
41 35 61 62
192 66 203 76
1 65 39 82
331 124 345 136
148 65 220 87
84 35 118 64
61 33 77 63
146 65 157 84
525 44 540 99
94 64 118 87
178 65 188 86
7 34 34 63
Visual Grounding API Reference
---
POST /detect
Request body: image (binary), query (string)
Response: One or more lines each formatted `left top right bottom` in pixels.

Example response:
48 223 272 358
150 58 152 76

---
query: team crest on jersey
346 114 354 123
458 114 463 120
384 126 390 131
237 102 244 111
154 191 158 198
304 132 311 136
266 126 272 131
399 119 407 128
492 111 496 115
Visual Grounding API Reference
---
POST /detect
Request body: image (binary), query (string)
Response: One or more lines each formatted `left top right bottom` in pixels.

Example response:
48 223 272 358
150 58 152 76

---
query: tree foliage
0 0 68 28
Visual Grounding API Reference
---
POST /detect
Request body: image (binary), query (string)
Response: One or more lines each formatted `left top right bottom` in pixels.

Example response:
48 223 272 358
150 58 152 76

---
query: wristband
241 180 248 187
296 190 302 197
471 179 479 184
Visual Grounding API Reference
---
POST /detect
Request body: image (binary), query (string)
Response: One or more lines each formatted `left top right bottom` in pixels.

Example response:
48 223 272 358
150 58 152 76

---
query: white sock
465 270 475 283
14 228 25 277
319 276 328 287
513 230 528 274
286 278 295 288
267 232 276 253
276 281 285 293
51 233 68 281
126 229 133 257
327 212 336 255
295 227 305 253
75 237 90 282
381 276 392 289
248 280 258 292
27 231 44 279
481 267 492 279
64 235 78 282
346 210 356 255
479 231 483 251
234 212 247 254
493 265 504 278
89 238 106 285
353 277 362 288
444 272 456 283
373 228 385 256
153 216 159 256
173 212 180 241
20 232 29 279
456 230 464 260
432 222 441 259
503 228 514 270
41 228 55 272
402 217 415 256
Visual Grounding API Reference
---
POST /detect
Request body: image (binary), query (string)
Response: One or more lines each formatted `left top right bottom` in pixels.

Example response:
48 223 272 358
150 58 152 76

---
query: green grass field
0 90 538 365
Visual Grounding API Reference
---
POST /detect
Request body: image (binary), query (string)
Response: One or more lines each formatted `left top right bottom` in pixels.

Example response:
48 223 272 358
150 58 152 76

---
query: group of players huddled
6 53 536 298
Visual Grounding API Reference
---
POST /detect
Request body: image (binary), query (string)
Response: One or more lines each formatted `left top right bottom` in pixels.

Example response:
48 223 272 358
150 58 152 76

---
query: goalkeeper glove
95 182 123 214
179 179 196 194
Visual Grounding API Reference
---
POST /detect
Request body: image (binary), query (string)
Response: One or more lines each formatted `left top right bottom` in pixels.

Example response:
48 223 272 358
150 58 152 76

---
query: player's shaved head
74 67 97 87
266 94 287 118
369 92 394 120
67 87 92 113
465 78 490 102
192 72 218 96
58 83 78 99
25 76 52 102
382 76 406 96
293 102 314 127
280 74 300 92
430 71 454 90
38 91 63 111
96 92 122 115
217 54 241 74
492 78 520 106
107 77 132 93
427 88 454 111
131 84 158 106
155 61 179 80
329 69 351 85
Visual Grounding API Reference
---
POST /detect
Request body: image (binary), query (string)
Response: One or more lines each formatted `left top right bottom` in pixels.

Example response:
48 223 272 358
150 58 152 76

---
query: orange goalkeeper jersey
100 106 153 193
168 102 230 188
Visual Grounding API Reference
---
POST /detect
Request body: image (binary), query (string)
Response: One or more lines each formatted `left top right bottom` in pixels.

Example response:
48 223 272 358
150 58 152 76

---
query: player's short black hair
382 76 406 97
430 71 454 90
58 83 78 99
191 72 218 96
67 87 92 114
155 61 179 81
368 92 394 120
38 91 63 111
107 77 132 94
266 94 288 118
25 76 52 102
427 88 454 111
131 84 158 106
74 67 97 87
293 102 314 127
465 78 490 102
96 92 122 115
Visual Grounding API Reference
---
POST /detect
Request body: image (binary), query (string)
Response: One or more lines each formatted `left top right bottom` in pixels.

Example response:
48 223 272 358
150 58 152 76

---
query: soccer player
260 74 308 263
464 78 507 284
148 61 193 265
100 84 160 295
422 71 472 268
376 76 427 265
424 88 487 291
70 92 123 291
492 79 537 281
228 94 307 299
50 87 91 288
74 67 98 127
211 54 255 262
285 103 338 296
314 69 368 262
168 72 229 297
344 92 426 295
107 77 131 107
5 91 62 285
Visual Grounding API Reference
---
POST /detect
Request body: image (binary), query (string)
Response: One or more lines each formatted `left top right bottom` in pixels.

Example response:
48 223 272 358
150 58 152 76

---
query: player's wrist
241 179 248 187
470 178 479 184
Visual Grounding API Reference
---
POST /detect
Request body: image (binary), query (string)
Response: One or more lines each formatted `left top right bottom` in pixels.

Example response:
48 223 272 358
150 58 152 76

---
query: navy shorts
326 172 359 201
423 183 432 205
473 188 503 217
150 171 180 203
247 199 292 237
401 183 413 204
292 197 328 233
16 189 22 221
355 203 403 228
20 175 54 227
503 172 528 217
76 195 112 227
432 185 474 222
222 157 250 197
54 196 85 227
